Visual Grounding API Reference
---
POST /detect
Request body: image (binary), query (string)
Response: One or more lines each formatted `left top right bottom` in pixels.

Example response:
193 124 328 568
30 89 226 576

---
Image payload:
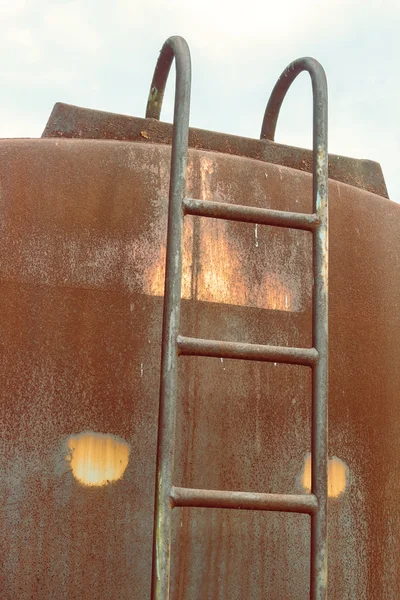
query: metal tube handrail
147 36 192 600
261 58 329 600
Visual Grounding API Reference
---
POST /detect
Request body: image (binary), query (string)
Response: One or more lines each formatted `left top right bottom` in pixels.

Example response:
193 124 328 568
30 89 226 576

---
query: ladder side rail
147 36 192 600
261 58 329 600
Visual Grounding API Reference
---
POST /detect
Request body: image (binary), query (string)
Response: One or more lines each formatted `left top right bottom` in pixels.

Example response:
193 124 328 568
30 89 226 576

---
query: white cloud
0 0 398 200
0 0 27 17
44 2 102 52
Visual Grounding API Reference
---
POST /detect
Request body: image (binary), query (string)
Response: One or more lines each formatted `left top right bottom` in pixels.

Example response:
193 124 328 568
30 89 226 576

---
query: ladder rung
171 486 317 515
183 197 318 231
177 335 318 367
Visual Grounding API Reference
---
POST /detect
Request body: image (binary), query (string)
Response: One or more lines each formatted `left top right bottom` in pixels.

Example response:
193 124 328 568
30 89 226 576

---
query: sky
1 0 399 201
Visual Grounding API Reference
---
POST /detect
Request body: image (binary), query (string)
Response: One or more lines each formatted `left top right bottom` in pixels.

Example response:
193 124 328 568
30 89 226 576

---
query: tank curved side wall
0 138 398 599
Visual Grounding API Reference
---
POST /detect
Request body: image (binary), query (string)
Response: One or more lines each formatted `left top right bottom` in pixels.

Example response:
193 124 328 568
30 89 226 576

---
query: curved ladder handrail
147 36 192 600
262 58 329 600
145 37 191 121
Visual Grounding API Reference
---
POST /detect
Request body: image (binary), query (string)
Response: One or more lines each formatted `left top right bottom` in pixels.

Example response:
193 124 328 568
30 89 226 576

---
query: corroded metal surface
0 137 399 599
41 103 389 200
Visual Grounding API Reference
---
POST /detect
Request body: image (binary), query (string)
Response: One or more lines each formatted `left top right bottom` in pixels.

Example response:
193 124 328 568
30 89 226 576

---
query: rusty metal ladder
146 36 329 600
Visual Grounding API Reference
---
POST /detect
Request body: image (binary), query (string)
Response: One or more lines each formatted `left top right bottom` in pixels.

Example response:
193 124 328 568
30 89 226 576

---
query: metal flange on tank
0 36 398 600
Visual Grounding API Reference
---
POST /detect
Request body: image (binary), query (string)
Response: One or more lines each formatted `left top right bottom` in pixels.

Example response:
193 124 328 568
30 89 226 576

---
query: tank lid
42 102 388 199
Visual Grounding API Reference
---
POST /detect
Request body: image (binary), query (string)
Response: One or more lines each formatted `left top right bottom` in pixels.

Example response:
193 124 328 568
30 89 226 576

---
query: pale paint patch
302 454 347 498
144 156 294 311
67 431 130 487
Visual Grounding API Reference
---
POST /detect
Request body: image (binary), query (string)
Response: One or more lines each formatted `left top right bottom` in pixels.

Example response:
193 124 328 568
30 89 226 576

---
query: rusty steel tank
0 36 399 600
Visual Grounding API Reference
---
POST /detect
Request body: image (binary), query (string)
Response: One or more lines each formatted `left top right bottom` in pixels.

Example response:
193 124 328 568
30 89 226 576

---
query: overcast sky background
1 0 399 201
